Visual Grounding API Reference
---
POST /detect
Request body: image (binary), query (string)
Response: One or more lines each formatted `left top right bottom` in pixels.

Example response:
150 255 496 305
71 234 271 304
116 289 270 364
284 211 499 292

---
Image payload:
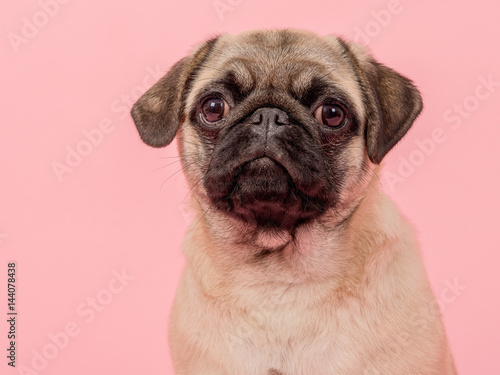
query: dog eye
314 103 346 127
200 97 229 123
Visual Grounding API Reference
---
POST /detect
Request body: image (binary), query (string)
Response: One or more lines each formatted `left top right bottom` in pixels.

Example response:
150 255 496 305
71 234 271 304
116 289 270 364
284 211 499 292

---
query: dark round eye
314 103 347 127
200 97 229 123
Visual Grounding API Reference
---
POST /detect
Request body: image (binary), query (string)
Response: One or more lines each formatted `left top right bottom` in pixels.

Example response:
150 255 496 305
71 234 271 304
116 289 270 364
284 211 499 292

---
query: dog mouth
207 156 328 230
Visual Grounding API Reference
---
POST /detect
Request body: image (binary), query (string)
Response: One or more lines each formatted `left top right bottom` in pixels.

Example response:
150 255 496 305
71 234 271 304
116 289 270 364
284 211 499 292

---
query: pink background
1 0 499 374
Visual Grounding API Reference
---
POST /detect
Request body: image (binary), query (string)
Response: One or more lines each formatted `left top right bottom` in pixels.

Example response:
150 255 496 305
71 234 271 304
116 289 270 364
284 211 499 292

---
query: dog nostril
275 113 289 126
252 113 263 124
250 108 289 126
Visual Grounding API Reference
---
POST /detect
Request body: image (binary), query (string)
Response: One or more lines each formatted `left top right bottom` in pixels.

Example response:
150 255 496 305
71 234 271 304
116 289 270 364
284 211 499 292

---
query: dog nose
250 107 290 129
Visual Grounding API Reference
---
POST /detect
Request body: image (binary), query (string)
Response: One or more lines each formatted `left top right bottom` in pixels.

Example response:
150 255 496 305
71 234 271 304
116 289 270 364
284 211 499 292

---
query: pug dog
131 29 457 375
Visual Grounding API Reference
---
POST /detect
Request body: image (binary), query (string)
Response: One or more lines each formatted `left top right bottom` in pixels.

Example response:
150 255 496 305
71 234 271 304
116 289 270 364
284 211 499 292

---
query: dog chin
253 227 293 251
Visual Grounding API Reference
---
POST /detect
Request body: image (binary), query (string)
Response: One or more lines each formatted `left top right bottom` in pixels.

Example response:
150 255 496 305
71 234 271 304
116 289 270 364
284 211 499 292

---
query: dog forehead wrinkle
214 35 333 74
210 70 255 104
202 32 361 92
292 75 332 107
218 55 364 119
226 58 256 89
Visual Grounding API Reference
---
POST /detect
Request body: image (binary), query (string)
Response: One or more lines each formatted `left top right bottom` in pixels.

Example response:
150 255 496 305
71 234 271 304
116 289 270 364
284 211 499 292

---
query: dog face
131 30 422 239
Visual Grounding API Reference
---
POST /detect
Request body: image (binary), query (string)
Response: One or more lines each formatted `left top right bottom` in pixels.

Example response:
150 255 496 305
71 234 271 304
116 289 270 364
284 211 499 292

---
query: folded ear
342 42 423 164
131 37 219 147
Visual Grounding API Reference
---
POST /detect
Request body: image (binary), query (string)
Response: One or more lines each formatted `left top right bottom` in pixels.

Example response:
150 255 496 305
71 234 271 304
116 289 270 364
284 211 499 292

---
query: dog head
131 30 422 239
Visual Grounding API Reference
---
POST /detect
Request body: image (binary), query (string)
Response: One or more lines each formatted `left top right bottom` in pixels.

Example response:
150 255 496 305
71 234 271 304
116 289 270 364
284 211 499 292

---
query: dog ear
131 37 219 147
342 42 423 164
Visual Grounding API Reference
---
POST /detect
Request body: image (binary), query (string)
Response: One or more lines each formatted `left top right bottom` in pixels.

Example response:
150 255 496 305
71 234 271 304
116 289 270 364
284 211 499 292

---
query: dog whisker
159 160 200 190
150 160 182 172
